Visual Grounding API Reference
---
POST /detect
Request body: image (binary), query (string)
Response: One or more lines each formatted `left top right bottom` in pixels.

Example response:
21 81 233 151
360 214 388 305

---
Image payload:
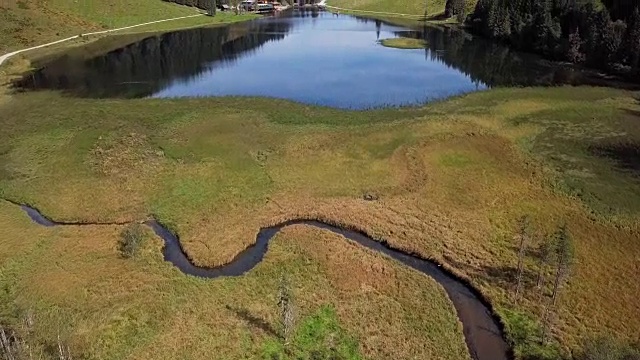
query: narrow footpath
0 14 203 67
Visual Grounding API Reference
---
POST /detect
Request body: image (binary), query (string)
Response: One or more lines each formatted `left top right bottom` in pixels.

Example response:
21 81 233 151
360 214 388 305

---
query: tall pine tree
445 0 466 18
621 8 640 70
567 28 585 63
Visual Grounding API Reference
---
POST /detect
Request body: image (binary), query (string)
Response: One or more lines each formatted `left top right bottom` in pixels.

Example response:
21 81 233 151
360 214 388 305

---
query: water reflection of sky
152 12 488 109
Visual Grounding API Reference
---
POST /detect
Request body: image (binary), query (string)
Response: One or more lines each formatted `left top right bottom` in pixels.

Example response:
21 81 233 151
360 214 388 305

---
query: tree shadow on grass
226 305 279 337
422 0 448 21
623 96 640 119
624 108 640 118
588 141 640 178
444 255 540 294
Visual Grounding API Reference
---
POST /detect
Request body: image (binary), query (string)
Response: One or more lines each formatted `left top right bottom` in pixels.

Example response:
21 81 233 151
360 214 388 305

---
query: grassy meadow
379 37 428 49
0 0 256 54
327 0 477 18
0 202 469 359
1 2 639 356
0 80 639 358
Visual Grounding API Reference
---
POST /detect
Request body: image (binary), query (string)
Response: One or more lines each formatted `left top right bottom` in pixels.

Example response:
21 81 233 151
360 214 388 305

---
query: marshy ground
1 0 640 357
1 83 639 358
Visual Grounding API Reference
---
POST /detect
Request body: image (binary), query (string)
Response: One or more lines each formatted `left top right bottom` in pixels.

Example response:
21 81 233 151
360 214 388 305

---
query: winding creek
14 203 510 360
5 3 640 359
10 8 594 359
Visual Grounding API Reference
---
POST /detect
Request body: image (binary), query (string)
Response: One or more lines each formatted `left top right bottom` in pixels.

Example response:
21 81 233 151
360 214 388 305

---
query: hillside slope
327 0 477 17
0 0 198 54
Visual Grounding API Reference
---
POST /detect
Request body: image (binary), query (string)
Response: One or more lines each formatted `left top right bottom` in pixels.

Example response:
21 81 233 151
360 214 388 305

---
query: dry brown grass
0 86 639 357
0 201 469 359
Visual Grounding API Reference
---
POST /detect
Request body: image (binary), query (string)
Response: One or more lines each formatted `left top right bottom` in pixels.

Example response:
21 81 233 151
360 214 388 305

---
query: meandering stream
15 203 510 360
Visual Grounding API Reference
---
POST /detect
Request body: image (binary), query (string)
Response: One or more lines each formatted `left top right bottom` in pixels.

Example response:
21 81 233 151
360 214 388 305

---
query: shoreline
0 11 260 68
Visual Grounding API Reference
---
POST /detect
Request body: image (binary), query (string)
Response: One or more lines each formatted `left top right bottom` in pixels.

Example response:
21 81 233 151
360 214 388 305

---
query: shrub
118 224 145 258
574 337 640 360
502 309 562 360
261 305 362 360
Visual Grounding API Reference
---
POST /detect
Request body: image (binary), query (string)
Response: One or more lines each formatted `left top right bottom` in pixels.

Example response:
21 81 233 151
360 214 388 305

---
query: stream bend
16 204 511 360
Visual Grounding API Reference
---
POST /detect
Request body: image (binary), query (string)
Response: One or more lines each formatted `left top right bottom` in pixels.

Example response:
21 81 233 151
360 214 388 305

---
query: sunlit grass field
0 0 254 54
379 37 428 49
0 83 639 358
328 0 477 17
0 202 469 359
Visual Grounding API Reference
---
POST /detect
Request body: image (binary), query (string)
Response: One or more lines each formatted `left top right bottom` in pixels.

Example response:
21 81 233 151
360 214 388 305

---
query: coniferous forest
466 0 640 77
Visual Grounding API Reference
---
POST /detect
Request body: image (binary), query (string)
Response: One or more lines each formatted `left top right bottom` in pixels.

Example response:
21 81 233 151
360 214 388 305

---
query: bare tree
514 215 530 303
57 333 72 360
278 275 295 347
0 326 16 360
540 303 555 345
1 312 73 360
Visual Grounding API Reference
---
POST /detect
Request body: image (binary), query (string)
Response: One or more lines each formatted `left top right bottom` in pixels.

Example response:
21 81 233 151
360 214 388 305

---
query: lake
15 9 619 109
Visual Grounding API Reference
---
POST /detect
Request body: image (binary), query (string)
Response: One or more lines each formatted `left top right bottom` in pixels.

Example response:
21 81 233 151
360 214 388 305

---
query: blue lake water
16 10 606 109
150 12 487 108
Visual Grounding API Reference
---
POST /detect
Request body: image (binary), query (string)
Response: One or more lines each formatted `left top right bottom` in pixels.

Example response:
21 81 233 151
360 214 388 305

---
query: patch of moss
379 37 427 49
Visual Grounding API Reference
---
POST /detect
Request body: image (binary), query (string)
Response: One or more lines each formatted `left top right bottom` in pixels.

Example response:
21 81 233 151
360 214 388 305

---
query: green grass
379 37 428 49
261 305 363 359
115 13 258 34
0 86 639 359
0 0 255 54
328 0 477 18
45 0 200 29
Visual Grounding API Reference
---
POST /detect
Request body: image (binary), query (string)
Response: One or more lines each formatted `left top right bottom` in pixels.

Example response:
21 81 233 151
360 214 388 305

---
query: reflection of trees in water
353 14 565 87
354 13 632 87
394 26 631 88
17 15 634 99
296 8 320 17
15 22 291 98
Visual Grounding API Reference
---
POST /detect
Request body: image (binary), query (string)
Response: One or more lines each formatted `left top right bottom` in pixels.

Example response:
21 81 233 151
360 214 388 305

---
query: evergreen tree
467 0 640 74
208 0 217 16
445 0 466 18
471 0 496 37
486 0 499 37
567 28 585 63
532 0 550 49
583 6 608 67
507 0 525 41
621 8 640 69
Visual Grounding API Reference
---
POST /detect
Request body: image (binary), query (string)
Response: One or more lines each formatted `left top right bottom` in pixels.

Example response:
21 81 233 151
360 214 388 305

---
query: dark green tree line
445 0 466 18
468 0 640 77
